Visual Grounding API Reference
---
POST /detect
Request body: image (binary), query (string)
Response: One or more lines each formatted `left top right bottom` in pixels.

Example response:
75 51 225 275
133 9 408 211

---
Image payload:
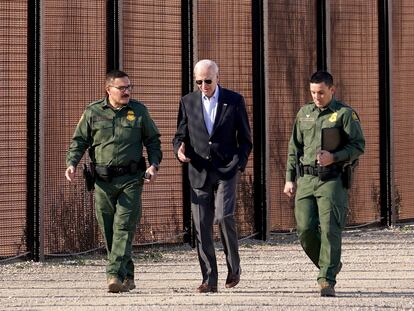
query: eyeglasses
110 85 133 92
195 79 213 85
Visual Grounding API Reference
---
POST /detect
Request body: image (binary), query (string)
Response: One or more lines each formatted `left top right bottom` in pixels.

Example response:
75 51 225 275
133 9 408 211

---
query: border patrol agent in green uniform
65 70 162 293
284 71 365 297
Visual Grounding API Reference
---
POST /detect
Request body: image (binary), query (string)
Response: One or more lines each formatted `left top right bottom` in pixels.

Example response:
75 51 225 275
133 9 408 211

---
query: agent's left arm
333 108 365 163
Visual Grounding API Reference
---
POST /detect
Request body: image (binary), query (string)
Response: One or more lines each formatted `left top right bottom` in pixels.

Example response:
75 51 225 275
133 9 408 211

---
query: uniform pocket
300 120 315 146
92 120 113 142
120 123 141 143
300 121 314 130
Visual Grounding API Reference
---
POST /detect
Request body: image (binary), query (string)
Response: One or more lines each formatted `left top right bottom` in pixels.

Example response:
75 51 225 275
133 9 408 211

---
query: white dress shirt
202 87 219 135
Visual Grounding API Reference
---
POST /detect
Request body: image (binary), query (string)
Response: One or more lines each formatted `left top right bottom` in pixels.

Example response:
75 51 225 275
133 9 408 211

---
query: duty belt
303 165 318 176
110 165 131 176
94 159 142 182
95 165 130 177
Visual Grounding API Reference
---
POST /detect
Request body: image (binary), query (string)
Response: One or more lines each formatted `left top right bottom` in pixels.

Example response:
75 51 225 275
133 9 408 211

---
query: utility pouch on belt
94 165 112 182
317 164 341 181
82 163 95 191
128 157 147 176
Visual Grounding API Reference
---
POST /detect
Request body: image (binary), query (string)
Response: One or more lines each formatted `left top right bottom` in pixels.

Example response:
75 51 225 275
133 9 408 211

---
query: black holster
341 159 359 189
82 162 95 191
295 152 304 179
317 164 341 181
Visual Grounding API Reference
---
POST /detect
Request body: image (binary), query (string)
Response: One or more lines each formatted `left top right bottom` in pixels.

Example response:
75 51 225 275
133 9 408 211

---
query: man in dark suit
173 59 252 293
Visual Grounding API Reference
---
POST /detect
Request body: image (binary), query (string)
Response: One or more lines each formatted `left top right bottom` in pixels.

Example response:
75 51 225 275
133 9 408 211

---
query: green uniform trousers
94 174 143 281
294 174 348 285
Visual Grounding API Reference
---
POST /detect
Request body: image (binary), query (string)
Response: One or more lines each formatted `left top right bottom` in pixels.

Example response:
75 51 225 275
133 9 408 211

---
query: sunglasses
111 85 133 92
195 79 213 85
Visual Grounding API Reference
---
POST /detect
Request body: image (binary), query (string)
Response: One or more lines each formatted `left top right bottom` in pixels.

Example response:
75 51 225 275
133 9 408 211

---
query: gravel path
0 227 413 310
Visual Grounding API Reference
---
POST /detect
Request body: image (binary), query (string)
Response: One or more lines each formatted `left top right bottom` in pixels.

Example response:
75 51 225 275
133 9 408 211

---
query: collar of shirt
202 87 220 135
202 87 219 115
102 97 131 111
201 86 219 103
312 97 339 113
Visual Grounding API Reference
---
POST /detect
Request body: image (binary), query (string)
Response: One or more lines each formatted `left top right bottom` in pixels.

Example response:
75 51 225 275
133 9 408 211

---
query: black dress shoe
197 283 218 293
225 269 241 288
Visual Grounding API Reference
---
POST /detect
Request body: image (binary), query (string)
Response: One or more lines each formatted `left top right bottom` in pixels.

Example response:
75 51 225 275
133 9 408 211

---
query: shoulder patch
352 111 360 121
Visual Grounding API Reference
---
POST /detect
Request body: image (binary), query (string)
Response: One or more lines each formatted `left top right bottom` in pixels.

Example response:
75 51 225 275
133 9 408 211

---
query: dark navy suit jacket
173 85 252 189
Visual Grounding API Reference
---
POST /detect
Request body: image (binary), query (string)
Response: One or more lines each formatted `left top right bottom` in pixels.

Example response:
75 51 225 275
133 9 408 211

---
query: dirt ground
0 226 413 311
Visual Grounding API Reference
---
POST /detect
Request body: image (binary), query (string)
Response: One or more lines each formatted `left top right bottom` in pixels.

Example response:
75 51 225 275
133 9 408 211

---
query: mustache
122 94 130 98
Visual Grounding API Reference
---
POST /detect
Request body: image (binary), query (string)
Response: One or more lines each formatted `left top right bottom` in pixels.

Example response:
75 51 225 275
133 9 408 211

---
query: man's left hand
144 165 159 183
317 150 334 166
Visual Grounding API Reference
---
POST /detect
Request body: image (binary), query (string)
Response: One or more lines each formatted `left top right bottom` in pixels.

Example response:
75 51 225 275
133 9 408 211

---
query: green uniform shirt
66 97 162 168
286 98 365 182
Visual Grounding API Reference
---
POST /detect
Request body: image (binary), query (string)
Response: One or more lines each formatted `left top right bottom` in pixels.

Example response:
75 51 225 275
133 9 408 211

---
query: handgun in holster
82 162 95 191
82 147 96 191
138 157 147 172
130 157 148 179
295 152 304 179
341 159 359 189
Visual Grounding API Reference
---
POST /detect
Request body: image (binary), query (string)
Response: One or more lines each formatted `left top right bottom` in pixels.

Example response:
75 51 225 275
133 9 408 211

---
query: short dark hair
310 71 333 87
106 69 129 86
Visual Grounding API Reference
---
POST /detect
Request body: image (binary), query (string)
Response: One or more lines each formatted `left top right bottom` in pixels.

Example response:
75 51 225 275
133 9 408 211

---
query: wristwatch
151 163 159 171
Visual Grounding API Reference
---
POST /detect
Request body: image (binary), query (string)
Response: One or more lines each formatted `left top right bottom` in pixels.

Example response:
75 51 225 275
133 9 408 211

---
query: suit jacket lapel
191 91 210 136
211 86 227 136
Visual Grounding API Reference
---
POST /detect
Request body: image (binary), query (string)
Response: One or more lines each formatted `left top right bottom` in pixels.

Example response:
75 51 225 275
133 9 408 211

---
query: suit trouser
191 171 240 286
294 174 348 285
94 174 143 281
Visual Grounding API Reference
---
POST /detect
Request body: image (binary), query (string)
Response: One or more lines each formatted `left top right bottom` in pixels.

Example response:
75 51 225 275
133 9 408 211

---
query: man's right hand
65 165 76 182
283 181 296 198
178 142 191 163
